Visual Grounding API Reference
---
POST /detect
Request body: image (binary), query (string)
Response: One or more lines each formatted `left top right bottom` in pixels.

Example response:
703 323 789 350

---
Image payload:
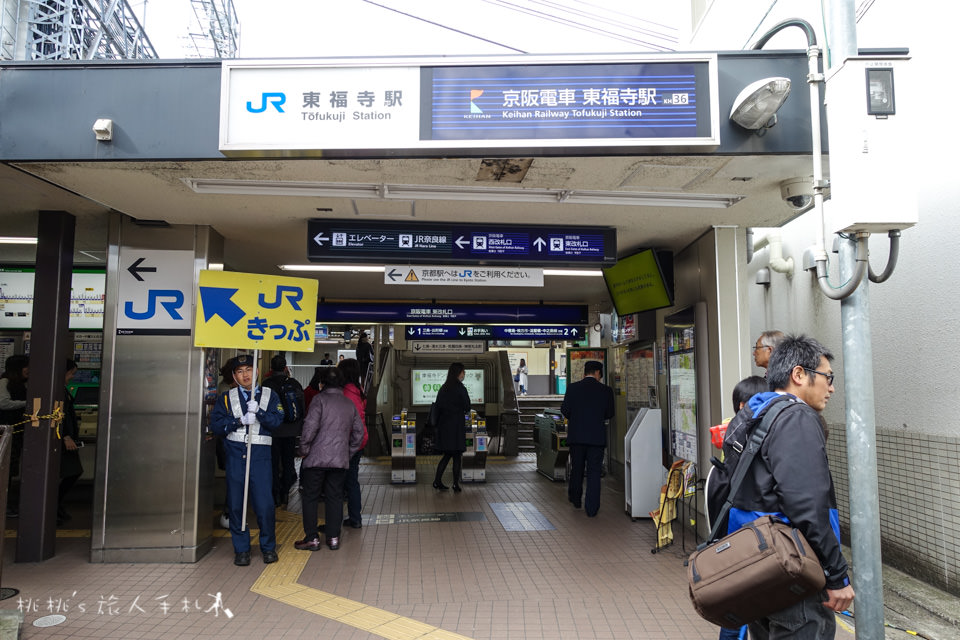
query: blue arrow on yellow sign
194 270 318 352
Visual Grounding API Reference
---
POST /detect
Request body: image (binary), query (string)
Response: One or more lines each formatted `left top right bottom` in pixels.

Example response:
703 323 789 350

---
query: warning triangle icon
405 270 419 282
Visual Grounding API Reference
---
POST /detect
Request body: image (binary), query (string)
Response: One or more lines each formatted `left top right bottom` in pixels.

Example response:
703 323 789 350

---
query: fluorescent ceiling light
0 236 38 244
185 179 743 209
543 269 603 277
280 264 385 272
208 263 224 271
281 264 603 275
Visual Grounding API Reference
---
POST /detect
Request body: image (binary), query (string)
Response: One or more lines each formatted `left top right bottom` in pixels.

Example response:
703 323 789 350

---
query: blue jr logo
246 92 287 113
124 290 185 320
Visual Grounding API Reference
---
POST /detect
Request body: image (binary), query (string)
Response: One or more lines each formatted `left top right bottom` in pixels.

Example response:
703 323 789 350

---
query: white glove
240 412 257 426
246 400 259 413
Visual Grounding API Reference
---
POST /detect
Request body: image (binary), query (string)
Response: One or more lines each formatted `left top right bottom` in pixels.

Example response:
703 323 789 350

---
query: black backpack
269 376 305 437
705 394 799 538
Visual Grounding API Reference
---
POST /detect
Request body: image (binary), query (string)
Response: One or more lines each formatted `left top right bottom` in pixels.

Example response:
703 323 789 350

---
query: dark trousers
224 440 276 553
434 451 462 486
344 450 362 524
747 592 835 640
271 436 298 505
568 444 604 516
300 466 346 541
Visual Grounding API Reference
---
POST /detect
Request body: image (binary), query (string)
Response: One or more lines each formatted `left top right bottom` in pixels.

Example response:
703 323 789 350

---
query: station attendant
209 355 284 566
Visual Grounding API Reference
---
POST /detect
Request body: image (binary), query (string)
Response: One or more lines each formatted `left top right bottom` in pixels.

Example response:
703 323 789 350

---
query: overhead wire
482 0 676 51
526 0 678 44
856 0 878 22
359 0 528 53
568 0 678 33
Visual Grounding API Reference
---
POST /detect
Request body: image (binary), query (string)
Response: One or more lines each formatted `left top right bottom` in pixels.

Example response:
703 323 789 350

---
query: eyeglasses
753 344 769 351
802 367 835 385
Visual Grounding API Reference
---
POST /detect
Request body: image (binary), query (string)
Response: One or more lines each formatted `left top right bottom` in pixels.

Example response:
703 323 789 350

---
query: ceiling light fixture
185 179 743 209
278 264 604 276
279 264 386 272
0 236 38 244
729 77 792 130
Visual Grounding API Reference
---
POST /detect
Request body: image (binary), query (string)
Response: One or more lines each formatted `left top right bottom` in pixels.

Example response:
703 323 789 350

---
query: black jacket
561 376 615 447
433 381 471 453
715 391 850 590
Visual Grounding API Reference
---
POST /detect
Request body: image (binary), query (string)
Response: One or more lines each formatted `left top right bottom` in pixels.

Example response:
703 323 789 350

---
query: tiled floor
0 455 859 639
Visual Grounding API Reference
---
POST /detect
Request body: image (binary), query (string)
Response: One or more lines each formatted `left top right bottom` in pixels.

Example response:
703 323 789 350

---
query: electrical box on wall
825 56 917 234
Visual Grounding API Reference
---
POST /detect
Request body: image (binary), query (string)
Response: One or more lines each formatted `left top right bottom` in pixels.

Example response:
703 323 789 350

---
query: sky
136 0 683 59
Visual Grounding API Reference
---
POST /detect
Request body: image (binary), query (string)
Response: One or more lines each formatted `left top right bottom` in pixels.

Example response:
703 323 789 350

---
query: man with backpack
263 355 305 508
708 335 854 639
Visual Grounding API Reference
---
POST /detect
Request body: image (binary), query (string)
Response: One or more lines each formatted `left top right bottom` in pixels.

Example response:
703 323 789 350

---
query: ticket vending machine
534 410 569 481
462 411 489 483
391 409 417 484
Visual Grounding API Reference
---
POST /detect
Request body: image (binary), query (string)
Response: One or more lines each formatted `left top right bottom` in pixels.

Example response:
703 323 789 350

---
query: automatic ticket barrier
461 410 489 483
534 410 569 481
391 409 417 484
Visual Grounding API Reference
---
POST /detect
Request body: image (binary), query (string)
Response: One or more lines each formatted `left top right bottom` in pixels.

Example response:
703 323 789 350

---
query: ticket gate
461 410 489 483
534 410 569 481
390 409 417 484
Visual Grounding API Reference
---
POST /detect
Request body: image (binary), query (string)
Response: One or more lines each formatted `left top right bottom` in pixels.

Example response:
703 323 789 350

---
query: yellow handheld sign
194 270 318 352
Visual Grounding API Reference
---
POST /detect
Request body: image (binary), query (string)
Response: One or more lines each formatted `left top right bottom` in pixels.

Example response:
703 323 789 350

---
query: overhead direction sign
385 265 543 287
308 219 616 266
195 270 318 351
405 325 586 340
408 340 486 354
316 302 587 325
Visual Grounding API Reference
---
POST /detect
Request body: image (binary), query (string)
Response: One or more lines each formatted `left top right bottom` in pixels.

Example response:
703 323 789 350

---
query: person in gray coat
432 362 472 492
294 367 364 551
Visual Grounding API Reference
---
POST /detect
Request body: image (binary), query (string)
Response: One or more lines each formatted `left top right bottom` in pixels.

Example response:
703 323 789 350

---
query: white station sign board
117 249 195 336
384 265 543 287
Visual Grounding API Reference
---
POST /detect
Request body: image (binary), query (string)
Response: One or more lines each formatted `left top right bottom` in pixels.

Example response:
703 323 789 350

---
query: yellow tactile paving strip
252 512 473 640
7 515 473 638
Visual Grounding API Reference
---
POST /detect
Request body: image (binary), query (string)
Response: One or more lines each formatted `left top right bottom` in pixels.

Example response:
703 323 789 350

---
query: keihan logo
470 89 484 114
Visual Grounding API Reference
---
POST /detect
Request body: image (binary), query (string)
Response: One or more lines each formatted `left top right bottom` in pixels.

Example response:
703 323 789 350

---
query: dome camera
779 177 817 212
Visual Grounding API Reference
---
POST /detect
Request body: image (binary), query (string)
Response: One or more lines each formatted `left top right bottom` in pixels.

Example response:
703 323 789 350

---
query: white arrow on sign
534 237 547 251
455 235 469 249
407 327 415 335
571 328 579 336
313 233 330 246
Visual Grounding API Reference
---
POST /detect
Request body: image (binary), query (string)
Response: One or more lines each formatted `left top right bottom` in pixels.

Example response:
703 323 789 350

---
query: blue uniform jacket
561 376 615 447
209 386 283 437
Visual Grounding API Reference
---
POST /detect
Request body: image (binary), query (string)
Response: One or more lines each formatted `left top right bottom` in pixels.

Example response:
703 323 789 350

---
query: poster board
666 306 697 462
624 342 657 427
566 347 607 385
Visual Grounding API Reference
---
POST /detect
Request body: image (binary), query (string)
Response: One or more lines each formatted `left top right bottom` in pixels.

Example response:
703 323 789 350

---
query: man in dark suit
561 360 615 517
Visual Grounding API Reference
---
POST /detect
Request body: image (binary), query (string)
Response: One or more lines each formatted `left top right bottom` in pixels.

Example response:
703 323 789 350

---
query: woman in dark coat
432 362 472 492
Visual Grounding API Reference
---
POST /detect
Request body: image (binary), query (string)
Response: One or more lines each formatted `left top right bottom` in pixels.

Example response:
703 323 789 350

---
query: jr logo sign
246 92 286 113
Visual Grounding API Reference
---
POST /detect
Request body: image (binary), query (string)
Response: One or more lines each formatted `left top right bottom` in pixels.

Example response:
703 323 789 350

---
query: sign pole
240 349 258 532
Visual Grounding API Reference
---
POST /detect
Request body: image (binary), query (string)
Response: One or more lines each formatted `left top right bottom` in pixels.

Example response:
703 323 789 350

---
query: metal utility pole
826 1 885 638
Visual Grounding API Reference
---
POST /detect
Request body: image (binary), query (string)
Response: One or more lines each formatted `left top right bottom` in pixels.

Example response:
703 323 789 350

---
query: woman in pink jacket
338 358 368 529
294 367 364 551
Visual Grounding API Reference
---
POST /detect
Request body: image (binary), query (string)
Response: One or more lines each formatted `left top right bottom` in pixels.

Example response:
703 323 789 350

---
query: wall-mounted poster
566 348 608 385
666 307 697 461
625 343 657 427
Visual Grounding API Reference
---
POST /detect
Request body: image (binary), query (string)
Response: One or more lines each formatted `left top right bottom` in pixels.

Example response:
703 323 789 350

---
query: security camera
780 177 815 211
